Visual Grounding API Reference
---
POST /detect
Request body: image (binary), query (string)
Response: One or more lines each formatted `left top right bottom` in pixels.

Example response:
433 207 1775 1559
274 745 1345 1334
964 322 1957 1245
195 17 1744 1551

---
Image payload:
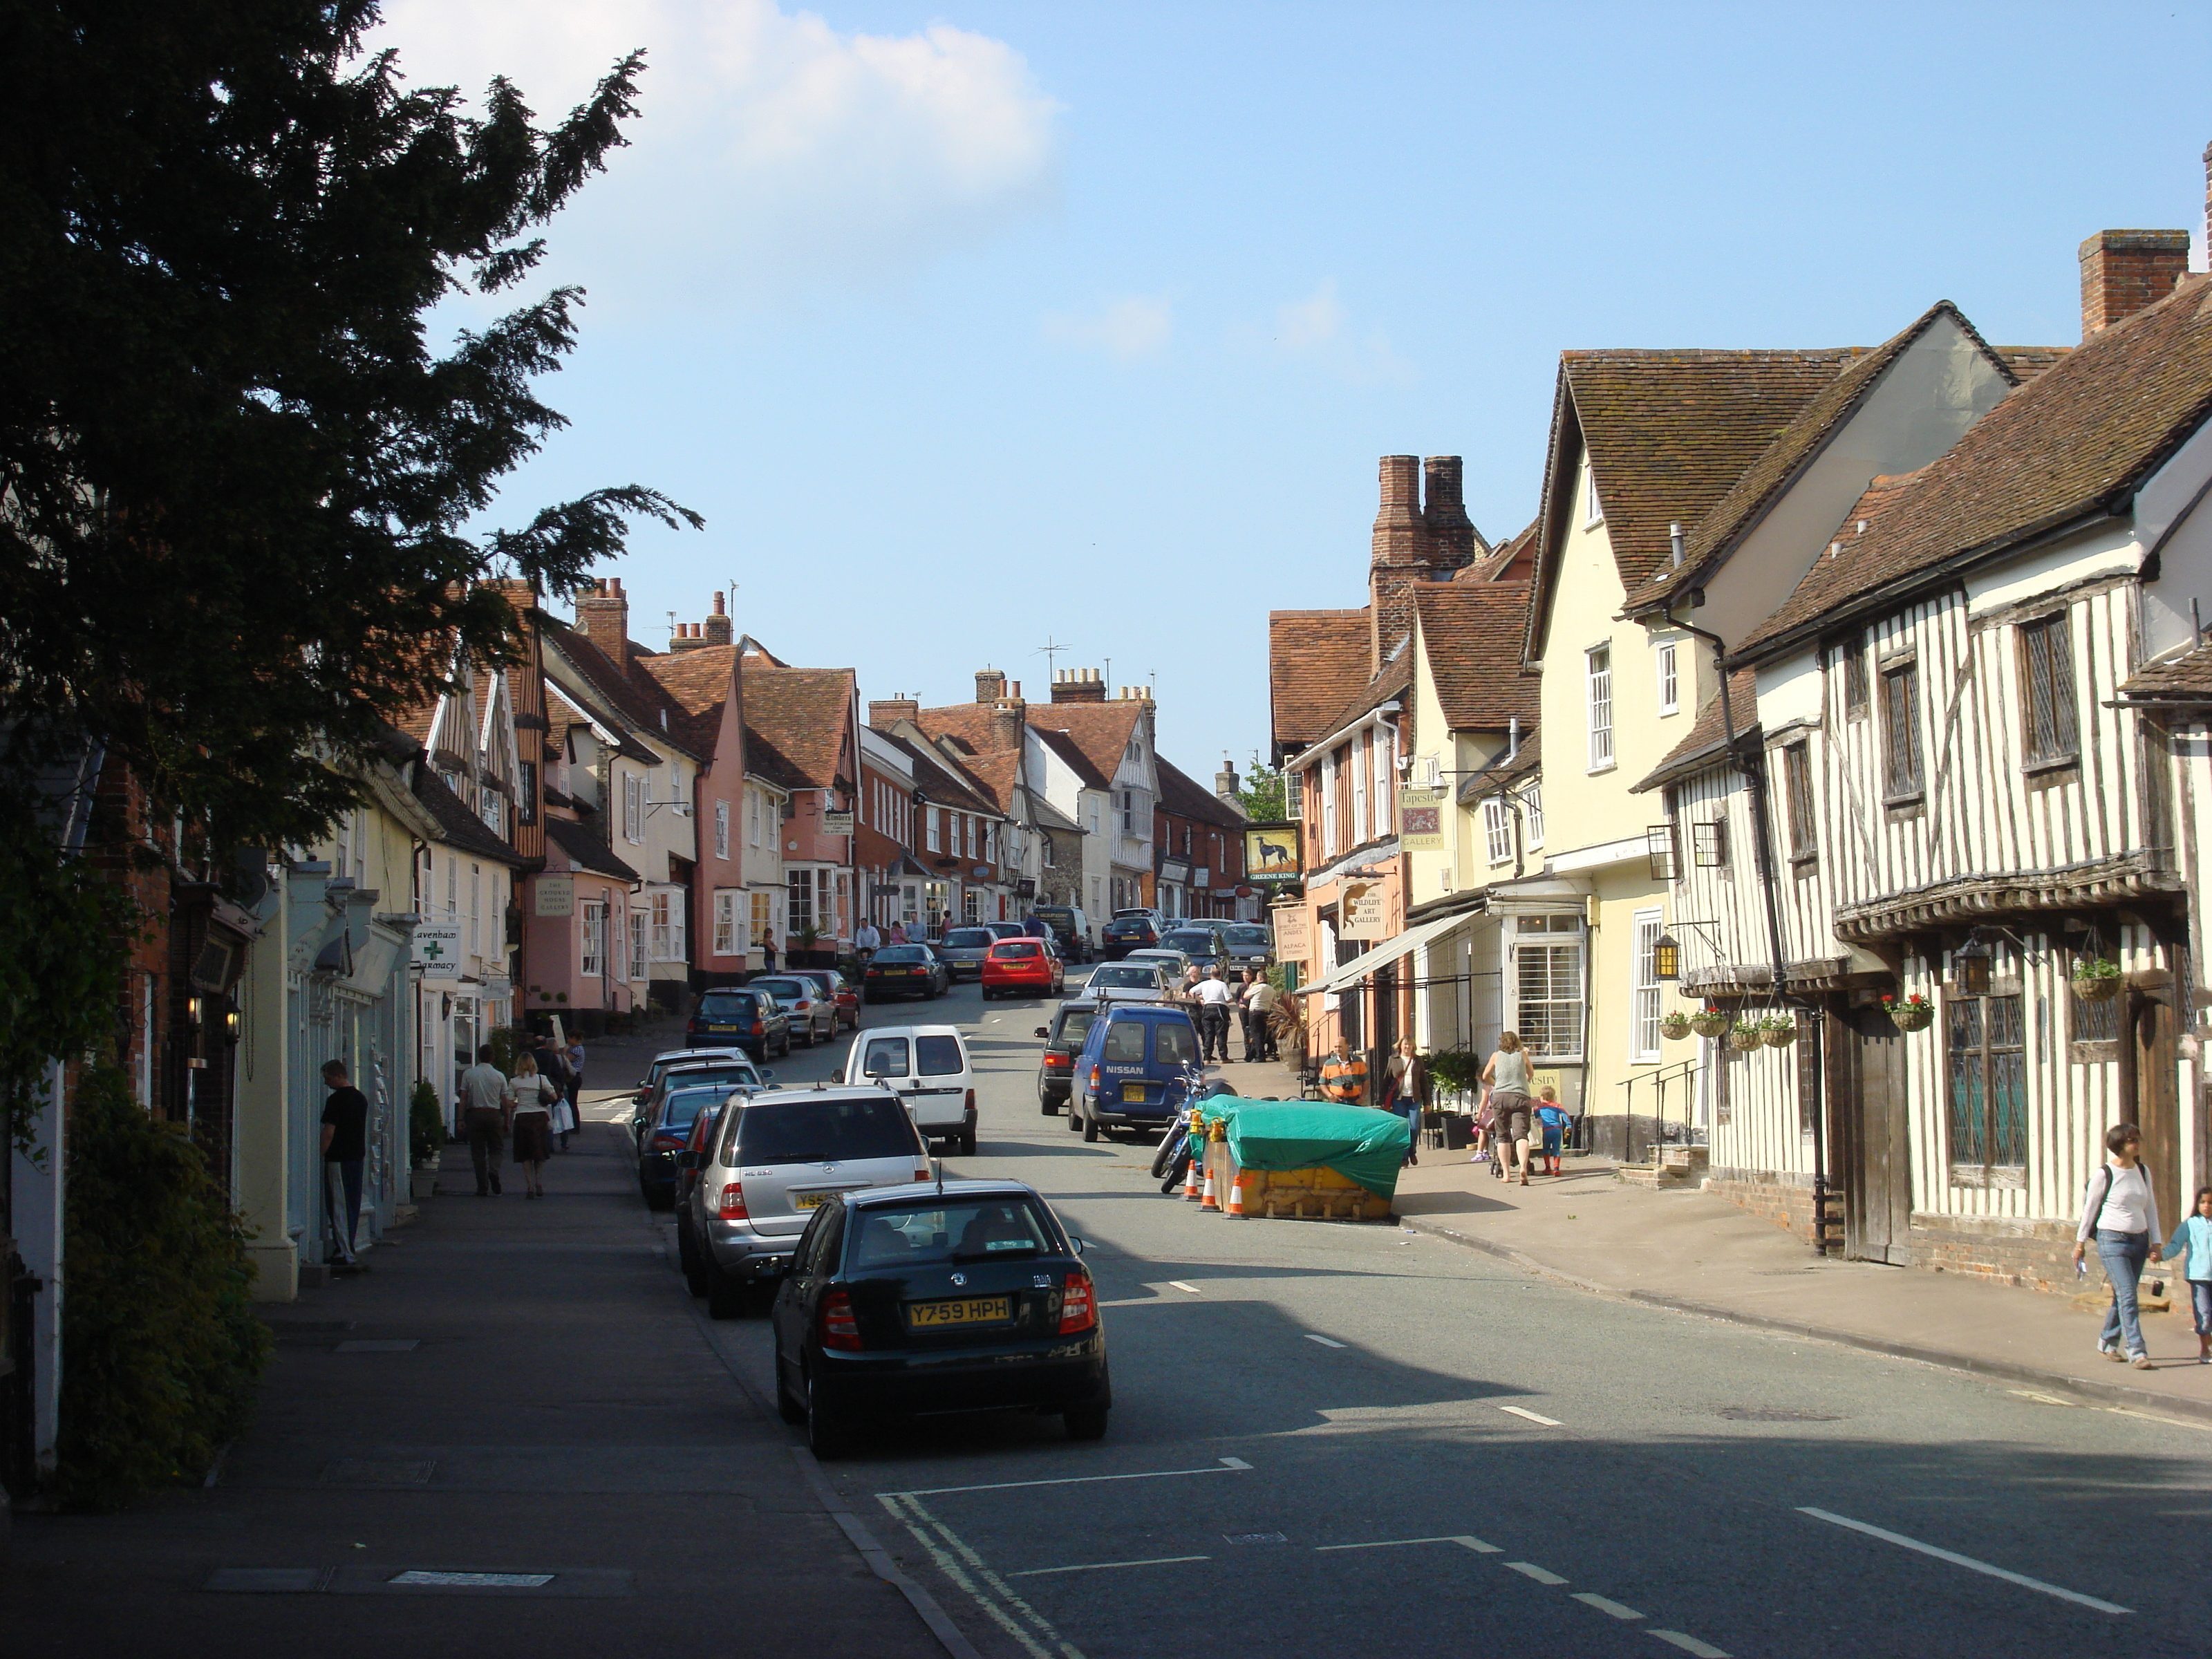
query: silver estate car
934 926 999 981
682 1085 932 1319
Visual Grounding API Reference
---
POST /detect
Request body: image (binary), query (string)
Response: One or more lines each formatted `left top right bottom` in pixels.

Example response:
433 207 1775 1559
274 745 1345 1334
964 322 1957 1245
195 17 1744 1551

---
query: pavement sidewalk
1210 1044 2212 1425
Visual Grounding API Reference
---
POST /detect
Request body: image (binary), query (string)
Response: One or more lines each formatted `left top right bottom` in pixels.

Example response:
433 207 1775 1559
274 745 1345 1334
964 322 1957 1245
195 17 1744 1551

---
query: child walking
2164 1186 2212 1365
1535 1087 1571 1177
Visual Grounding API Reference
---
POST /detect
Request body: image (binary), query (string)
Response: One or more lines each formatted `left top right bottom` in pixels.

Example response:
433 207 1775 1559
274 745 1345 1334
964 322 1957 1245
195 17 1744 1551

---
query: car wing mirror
1067 1236 1086 1255
830 1068 843 1083
1033 1026 1049 1039
761 1068 776 1082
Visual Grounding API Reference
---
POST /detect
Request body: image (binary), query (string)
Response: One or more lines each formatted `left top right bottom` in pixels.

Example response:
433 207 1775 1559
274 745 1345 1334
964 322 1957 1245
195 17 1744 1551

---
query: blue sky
377 1 2211 782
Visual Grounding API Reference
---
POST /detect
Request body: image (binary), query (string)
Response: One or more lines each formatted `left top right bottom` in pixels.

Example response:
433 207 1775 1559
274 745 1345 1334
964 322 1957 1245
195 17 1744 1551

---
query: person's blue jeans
1395 1097 1421 1159
2191 1280 2212 1338
2097 1228 2150 1356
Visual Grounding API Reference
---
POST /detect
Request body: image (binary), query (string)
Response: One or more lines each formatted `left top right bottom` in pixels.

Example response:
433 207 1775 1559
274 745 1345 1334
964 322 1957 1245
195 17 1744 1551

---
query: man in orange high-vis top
1320 1038 1368 1105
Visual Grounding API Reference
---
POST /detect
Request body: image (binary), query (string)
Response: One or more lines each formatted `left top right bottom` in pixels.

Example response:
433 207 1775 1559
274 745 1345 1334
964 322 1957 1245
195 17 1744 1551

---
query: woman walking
1385 1037 1427 1167
509 1050 562 1199
2073 1122 2164 1368
563 1036 588 1151
1481 1031 1535 1186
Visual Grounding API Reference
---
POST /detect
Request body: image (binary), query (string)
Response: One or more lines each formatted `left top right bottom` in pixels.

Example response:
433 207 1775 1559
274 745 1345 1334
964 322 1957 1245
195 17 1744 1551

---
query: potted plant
2072 956 2123 1003
1884 993 1934 1032
1659 1010 1692 1042
1761 1012 1798 1049
1728 1018 1765 1053
408 1079 444 1200
1689 1004 1730 1039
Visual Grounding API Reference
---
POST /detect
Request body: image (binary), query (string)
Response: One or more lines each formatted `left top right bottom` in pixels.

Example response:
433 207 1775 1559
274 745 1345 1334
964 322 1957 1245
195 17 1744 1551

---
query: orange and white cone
1200 1149 1220 1212
1226 1168 1248 1219
1183 1141 1203 1201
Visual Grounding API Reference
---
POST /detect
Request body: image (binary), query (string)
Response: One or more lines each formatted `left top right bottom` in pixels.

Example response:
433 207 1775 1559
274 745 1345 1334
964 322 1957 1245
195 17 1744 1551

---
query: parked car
1219 923 1276 976
1161 926 1230 971
631 1045 751 1107
770 1178 1109 1456
686 985 794 1058
840 1025 977 1154
1082 962 1170 1003
984 921 1030 941
633 1055 769 1145
748 975 839 1047
1123 946 1192 985
862 944 950 1002
1069 1003 1204 1142
980 936 1065 1000
787 967 862 1031
1031 904 1094 962
673 1096 733 1287
934 926 999 982
635 1074 758 1210
1033 1000 1104 1114
684 1086 933 1319
1098 915 1160 960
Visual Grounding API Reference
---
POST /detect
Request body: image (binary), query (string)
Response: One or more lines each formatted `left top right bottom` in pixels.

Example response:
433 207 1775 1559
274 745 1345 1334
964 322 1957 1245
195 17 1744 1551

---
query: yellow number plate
793 1192 831 1210
905 1295 1012 1329
1121 1083 1147 1103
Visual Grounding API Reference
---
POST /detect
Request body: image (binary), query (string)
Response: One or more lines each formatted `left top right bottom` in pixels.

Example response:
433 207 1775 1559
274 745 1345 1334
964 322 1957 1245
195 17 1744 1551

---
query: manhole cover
321 1459 435 1486
1714 1405 1843 1423
1222 1532 1288 1546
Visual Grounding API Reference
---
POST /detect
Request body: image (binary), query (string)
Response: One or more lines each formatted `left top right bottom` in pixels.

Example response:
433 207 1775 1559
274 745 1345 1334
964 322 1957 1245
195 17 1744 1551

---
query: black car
1033 1000 1104 1115
862 944 949 1003
686 986 792 1058
1031 906 1093 963
1098 916 1159 960
1160 926 1230 970
771 1179 1109 1458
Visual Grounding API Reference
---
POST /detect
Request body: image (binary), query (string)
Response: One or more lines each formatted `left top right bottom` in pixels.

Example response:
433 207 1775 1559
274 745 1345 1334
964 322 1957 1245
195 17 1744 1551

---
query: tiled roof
741 666 853 794
1268 608 1372 754
1023 699 1147 794
1461 520 1537 583
635 645 738 756
950 746 1023 815
1452 729 1541 805
1631 670 1759 794
2120 639 2212 702
411 765 527 865
1999 346 2070 382
544 621 710 761
886 735 997 817
1311 653 1413 753
1625 305 2027 612
1034 725 1109 791
1739 274 2212 658
1156 757 1244 827
544 814 639 881
1412 580 1540 733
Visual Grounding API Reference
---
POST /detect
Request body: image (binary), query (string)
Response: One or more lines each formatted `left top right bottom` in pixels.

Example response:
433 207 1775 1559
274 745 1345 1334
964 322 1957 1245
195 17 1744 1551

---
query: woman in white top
1481 1031 1535 1186
2072 1122 2164 1367
508 1051 563 1199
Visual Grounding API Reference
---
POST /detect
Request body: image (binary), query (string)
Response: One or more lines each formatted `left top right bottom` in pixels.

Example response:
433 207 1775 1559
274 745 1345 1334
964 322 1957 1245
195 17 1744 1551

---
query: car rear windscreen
659 1089 722 1130
733 1096 919 1164
1095 966 1154 987
751 979 809 999
915 1035 964 1076
1101 1022 1146 1062
666 1065 756 1094
1055 1008 1098 1044
945 929 993 947
1154 1020 1199 1065
1226 927 1271 949
993 941 1040 959
1163 932 1219 953
874 947 928 963
845 1197 1055 1271
696 992 756 1019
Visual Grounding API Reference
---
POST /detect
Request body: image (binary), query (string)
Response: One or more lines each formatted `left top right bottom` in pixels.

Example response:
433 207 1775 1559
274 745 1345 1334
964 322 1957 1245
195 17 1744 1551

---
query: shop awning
1291 910 1477 997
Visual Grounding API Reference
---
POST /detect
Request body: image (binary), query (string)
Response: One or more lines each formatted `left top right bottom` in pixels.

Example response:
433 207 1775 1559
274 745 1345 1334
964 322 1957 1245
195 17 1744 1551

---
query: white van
838 1025 977 1155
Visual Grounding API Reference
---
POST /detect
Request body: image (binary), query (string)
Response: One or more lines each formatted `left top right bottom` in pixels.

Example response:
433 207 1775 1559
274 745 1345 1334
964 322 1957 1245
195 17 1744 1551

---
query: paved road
688 968 2212 1659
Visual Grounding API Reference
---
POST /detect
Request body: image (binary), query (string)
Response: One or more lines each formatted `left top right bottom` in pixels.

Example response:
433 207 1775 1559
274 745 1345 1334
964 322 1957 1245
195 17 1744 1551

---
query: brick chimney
1370 455 1430 673
702 590 733 647
1215 755 1241 807
991 695 1026 751
975 668 1007 704
1421 456 1479 570
667 621 703 653
1051 668 1106 704
2079 229 2188 339
869 695 920 727
574 577 630 673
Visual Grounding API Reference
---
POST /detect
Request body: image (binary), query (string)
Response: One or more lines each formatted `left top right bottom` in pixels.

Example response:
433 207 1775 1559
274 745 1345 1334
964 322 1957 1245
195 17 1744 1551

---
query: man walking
1320 1037 1368 1105
1193 965 1235 1062
1240 971 1280 1062
458 1042 509 1196
319 1060 369 1273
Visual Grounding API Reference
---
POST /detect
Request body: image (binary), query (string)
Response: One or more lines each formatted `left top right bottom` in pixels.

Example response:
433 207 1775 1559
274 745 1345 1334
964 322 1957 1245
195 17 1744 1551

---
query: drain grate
1714 1405 1842 1423
1222 1531 1288 1546
334 1339 419 1353
321 1459 435 1487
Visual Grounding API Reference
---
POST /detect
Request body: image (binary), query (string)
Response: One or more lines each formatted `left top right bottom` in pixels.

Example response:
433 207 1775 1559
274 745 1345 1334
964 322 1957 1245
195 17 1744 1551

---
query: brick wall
1707 1168 1819 1242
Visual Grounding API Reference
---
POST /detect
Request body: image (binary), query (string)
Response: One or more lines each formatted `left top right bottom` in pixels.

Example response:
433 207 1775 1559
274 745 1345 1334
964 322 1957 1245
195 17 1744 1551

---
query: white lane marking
875 1494 1060 1659
883 1457 1250 1499
1008 1555 1211 1577
892 1494 1085 1659
1497 1405 1562 1426
2008 1389 2074 1407
1796 1507 2130 1615
1315 1535 1500 1554
1504 1561 1568 1585
1573 1591 1644 1620
1304 1333 1347 1349
1167 1281 1202 1295
1649 1632 1731 1658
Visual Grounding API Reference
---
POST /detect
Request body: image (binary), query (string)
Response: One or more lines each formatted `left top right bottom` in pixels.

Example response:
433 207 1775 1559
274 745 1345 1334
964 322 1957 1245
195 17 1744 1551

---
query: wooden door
2132 988 2181 1234
1835 1004 1912 1265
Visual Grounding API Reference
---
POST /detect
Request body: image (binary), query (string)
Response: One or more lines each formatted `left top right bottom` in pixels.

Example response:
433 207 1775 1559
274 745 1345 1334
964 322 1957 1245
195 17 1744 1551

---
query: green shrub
1425 1049 1486 1094
487 1024 521 1076
57 1065 272 1510
409 1078 444 1165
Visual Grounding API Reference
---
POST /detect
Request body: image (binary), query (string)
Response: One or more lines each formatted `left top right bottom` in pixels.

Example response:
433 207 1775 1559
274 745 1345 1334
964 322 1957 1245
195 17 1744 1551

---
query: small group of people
2075 1120 2212 1369
1176 964 1280 1063
456 1031 588 1201
1316 1029 1573 1177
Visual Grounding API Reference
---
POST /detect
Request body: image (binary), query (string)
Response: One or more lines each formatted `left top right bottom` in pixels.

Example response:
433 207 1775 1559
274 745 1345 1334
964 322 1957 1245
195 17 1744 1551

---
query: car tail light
965 1089 975 1113
1089 1066 1100 1090
1044 1053 1069 1070
1058 1271 1096 1335
717 1181 748 1219
750 1020 764 1035
821 1289 862 1351
913 1166 930 1182
652 1132 686 1149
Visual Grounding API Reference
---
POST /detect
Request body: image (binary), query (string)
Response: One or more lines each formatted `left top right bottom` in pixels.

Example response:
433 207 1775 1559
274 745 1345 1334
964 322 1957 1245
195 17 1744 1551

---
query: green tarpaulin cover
1201 1098 1409 1198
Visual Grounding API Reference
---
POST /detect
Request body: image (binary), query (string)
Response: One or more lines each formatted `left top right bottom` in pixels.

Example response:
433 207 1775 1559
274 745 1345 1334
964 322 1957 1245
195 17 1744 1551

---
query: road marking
1573 1591 1644 1620
388 1570 552 1588
1167 1281 1202 1294
883 1457 1250 1499
1008 1555 1210 1577
1796 1507 2130 1615
1304 1333 1346 1349
2008 1389 2074 1407
1504 1561 1567 1585
1649 1633 1730 1658
878 1493 1082 1659
1497 1405 1562 1426
1316 1535 1501 1554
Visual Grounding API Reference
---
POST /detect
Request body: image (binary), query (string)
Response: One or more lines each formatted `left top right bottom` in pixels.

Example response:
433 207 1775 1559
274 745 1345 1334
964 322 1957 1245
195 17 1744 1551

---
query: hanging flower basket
1884 993 1933 1032
1727 1020 1766 1053
2072 959 2123 1002
1761 1013 1799 1049
1689 1007 1730 1039
1659 1011 1693 1042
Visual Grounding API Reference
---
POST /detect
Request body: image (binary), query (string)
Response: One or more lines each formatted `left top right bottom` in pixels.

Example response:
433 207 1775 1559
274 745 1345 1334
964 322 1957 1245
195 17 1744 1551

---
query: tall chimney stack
1051 668 1107 704
2079 229 2188 339
991 696 1026 752
702 590 733 647
1370 455 1430 673
868 696 919 727
574 577 630 674
1421 456 1478 570
1215 754 1241 808
975 668 1007 704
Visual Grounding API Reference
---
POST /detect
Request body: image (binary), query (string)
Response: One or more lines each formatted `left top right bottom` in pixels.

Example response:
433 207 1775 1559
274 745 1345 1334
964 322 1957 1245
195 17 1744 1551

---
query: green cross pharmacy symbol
420 938 448 964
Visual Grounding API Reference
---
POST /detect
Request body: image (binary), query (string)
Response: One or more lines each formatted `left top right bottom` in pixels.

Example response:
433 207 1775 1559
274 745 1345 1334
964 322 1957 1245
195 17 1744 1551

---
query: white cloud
1268 279 1412 386
373 0 1062 306
1043 294 1174 360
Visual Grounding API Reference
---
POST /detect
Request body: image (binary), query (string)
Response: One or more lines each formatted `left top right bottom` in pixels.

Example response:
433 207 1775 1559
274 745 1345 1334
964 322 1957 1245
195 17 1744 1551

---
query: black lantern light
221 1006 242 1044
1953 932 1993 997
1653 932 1682 982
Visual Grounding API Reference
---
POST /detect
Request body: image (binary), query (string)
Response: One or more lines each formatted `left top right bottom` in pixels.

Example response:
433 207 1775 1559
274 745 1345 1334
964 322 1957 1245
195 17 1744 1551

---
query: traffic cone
1183 1141 1203 1201
1226 1168 1248 1219
1200 1150 1219 1212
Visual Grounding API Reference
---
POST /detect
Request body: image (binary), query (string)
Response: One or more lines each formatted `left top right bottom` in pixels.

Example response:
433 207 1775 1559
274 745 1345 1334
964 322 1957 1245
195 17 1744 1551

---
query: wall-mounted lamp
1653 933 1683 982
1953 933 1994 997
187 993 205 1024
221 1005 242 1044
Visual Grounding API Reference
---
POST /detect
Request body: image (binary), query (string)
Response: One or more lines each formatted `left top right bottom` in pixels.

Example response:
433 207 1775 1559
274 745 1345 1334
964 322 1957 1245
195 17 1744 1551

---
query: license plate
1121 1082 1147 1103
892 967 917 975
905 1295 1012 1329
793 1191 831 1210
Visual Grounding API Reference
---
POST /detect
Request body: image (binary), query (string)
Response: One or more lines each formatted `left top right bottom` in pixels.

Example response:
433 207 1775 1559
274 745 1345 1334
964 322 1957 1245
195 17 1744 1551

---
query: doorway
2130 986 2181 1234
1833 1002 1912 1265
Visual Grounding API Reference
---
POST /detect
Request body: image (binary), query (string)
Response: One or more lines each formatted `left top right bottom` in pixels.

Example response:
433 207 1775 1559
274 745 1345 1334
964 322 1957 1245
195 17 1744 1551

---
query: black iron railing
1618 1058 1705 1165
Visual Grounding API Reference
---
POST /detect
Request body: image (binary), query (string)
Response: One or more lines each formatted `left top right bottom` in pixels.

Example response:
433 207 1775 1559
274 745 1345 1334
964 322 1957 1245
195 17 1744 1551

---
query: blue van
1070 1004 1204 1141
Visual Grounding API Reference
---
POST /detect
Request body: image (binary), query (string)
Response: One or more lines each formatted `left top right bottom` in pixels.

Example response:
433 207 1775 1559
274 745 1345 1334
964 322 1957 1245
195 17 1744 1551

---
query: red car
980 937 1065 1000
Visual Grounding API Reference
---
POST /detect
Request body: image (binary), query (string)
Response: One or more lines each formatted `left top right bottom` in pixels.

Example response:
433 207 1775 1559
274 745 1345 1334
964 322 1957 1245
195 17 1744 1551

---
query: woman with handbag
2073 1122 2164 1368
508 1051 561 1200
1384 1038 1427 1167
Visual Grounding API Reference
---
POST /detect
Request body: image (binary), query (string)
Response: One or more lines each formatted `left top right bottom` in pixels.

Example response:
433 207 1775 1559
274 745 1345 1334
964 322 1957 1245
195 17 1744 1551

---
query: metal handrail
1618 1056 1705 1164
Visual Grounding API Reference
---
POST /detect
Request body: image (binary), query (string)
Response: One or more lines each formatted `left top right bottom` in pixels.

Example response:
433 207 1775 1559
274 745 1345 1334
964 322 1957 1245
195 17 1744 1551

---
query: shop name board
534 874 574 918
412 921 463 980
1397 786 1443 852
1244 823 1300 883
1273 904 1311 960
1341 880 1387 941
821 810 855 837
